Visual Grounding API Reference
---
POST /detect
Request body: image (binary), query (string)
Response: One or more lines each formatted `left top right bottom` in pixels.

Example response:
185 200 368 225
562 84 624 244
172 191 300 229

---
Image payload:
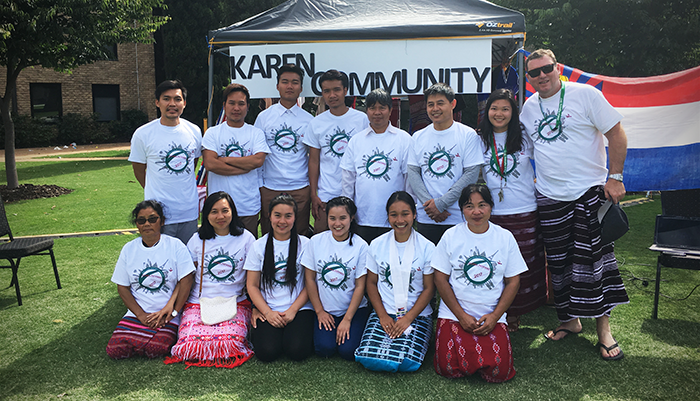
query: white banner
228 39 492 98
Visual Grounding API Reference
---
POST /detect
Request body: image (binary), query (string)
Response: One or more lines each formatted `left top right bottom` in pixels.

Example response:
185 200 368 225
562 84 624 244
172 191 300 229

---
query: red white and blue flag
522 52 700 192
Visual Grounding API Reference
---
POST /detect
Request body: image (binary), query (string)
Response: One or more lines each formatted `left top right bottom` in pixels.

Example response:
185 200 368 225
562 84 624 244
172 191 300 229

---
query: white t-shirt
432 222 528 323
303 108 369 202
340 124 411 227
480 132 537 215
301 231 369 316
202 122 270 216
408 122 483 225
111 235 196 324
366 230 435 318
243 234 312 312
254 103 313 191
129 119 202 224
185 231 256 304
520 81 623 201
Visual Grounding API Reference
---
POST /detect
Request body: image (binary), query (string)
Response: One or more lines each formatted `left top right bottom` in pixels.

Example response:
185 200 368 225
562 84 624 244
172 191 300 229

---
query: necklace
536 82 565 141
489 133 507 202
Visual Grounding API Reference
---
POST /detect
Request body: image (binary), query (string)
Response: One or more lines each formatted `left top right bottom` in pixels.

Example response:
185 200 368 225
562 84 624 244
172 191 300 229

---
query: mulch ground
0 184 73 203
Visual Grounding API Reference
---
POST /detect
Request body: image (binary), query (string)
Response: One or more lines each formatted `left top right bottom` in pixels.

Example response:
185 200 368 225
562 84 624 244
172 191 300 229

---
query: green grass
0 161 698 400
38 150 130 159
2 160 143 236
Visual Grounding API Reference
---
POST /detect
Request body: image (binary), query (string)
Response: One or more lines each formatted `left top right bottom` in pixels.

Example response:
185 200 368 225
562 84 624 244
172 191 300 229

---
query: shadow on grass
1 298 699 400
8 159 130 182
640 318 700 348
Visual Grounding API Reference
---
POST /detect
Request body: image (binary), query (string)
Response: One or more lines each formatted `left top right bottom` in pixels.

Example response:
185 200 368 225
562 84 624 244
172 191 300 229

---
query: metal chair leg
49 248 61 289
652 256 662 319
11 262 22 306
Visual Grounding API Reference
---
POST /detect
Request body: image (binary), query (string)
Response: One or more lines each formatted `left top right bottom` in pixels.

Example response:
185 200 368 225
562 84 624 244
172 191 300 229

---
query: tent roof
209 0 525 46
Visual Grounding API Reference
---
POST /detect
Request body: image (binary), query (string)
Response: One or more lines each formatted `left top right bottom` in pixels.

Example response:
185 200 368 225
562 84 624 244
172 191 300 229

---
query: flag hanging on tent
520 50 700 192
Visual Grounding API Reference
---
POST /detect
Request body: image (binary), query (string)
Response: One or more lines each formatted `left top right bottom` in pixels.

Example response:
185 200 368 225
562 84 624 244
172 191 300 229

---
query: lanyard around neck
490 134 507 180
536 82 565 141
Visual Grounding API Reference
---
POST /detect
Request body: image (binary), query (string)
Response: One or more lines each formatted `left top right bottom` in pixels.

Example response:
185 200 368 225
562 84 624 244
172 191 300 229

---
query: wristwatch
171 310 178 318
609 173 623 182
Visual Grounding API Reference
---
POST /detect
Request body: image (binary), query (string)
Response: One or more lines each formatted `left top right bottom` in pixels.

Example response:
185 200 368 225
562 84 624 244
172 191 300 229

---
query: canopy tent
206 0 526 123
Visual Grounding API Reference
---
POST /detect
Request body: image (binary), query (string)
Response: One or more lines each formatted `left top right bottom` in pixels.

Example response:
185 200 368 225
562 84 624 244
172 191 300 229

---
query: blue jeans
314 306 370 361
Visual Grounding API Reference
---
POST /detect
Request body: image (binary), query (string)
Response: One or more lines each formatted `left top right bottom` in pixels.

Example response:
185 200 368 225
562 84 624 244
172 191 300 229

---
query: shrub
107 109 148 142
0 114 58 149
57 113 111 144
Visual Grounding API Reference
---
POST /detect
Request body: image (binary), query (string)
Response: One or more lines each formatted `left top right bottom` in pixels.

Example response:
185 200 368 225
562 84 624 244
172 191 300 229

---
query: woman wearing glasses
106 200 195 360
477 89 547 332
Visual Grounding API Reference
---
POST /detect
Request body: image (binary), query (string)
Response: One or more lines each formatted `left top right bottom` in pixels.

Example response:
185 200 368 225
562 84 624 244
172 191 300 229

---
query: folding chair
0 196 61 306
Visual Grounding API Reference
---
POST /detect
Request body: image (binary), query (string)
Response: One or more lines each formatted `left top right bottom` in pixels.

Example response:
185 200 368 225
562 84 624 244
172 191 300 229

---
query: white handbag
198 240 238 325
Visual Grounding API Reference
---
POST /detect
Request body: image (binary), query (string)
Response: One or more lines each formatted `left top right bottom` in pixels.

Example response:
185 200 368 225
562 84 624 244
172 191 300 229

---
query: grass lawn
0 161 698 400
38 150 131 159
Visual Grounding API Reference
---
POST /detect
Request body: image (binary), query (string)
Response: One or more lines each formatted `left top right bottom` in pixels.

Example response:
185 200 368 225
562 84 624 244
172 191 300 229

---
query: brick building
1 42 157 121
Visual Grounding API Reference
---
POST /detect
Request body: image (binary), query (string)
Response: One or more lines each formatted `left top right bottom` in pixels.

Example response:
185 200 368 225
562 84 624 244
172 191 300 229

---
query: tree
0 0 168 188
159 0 286 127
493 0 700 77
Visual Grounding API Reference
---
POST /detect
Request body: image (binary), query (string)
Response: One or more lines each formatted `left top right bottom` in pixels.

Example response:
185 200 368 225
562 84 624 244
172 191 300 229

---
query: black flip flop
543 327 581 341
597 341 624 361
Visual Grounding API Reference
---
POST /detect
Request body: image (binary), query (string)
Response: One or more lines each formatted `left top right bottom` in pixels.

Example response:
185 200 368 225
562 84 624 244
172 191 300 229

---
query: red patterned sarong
434 319 515 383
106 316 178 359
164 299 253 368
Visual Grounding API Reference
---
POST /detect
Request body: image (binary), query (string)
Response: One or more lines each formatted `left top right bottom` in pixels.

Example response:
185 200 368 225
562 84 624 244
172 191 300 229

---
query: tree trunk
2 65 19 189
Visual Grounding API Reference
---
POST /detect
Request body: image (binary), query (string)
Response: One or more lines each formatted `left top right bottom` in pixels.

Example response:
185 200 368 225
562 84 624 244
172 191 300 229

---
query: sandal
596 341 624 361
506 315 520 332
543 327 582 341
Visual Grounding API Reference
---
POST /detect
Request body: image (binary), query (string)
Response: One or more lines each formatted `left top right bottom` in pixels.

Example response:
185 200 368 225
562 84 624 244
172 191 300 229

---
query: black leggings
251 309 315 362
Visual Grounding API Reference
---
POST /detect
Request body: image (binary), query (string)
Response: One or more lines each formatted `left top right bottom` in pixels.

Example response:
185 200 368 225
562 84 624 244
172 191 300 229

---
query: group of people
106 48 630 382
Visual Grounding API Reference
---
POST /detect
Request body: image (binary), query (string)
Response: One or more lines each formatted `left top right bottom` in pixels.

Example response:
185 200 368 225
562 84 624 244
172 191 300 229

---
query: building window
30 83 62 119
104 44 118 61
92 85 120 121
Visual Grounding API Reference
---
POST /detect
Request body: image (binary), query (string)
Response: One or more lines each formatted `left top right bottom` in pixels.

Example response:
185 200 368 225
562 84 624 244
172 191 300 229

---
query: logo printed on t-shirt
488 145 521 179
455 246 501 290
378 260 417 293
422 144 457 179
134 259 172 294
532 107 570 144
158 142 193 175
361 148 395 182
222 140 248 158
325 127 354 158
204 248 243 282
318 254 355 291
271 124 301 153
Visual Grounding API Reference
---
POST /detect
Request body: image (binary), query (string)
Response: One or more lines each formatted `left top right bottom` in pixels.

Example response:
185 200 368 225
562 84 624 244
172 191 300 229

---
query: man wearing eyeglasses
520 49 629 361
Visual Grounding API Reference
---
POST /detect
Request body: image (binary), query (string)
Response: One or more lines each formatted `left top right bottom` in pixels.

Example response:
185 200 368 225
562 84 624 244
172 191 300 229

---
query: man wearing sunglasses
520 49 629 361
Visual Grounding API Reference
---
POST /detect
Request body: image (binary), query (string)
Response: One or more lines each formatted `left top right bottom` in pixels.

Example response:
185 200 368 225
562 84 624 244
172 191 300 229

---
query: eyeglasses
527 63 556 78
136 216 160 225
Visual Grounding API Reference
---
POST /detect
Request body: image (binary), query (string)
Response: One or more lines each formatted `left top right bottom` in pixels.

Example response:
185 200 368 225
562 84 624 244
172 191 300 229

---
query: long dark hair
326 196 359 246
198 191 244 240
478 89 523 155
261 194 299 293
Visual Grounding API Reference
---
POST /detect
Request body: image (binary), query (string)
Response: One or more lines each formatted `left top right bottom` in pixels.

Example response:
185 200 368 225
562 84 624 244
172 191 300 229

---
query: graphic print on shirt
422 144 458 179
318 254 355 291
324 127 354 158
133 259 173 294
531 107 571 144
270 123 302 153
360 148 396 182
454 246 501 290
157 142 194 175
220 139 249 158
487 145 521 180
272 252 295 287
378 260 417 293
204 247 245 283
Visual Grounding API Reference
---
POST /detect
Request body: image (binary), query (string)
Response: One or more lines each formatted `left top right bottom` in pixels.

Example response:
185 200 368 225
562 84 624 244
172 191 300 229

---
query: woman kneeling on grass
106 200 195 360
244 194 314 362
303 196 370 360
354 191 435 372
165 191 256 368
433 184 526 382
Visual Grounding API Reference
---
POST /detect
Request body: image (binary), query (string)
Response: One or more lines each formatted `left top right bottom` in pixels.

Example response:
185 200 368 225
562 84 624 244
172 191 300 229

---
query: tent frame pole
208 49 215 127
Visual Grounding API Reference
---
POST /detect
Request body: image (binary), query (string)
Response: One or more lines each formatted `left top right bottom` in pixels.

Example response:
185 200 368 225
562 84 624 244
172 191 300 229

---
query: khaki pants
260 186 311 237
239 214 259 239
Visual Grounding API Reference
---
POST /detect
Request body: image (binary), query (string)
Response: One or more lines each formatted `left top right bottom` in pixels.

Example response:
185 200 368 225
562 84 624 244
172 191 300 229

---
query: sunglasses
136 216 160 225
527 63 556 78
